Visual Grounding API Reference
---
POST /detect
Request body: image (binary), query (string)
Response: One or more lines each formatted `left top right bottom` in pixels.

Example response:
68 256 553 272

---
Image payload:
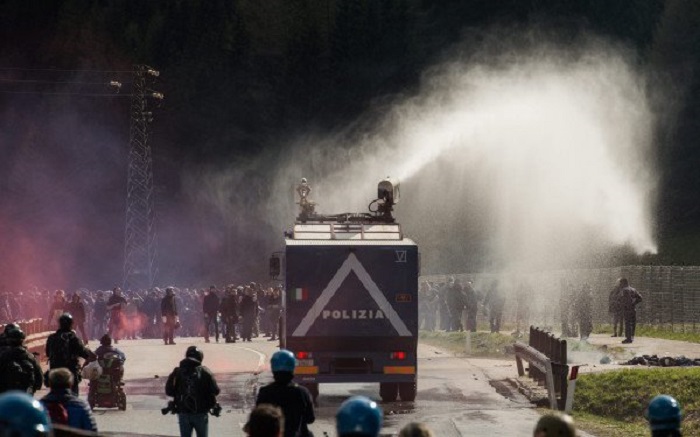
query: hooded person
165 346 220 437
256 350 315 437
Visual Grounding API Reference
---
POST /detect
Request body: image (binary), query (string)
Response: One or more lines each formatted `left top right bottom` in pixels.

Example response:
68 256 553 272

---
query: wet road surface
80 337 590 436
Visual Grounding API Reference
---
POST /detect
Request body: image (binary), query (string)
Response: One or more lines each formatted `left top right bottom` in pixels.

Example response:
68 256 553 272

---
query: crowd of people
0 274 679 437
420 276 643 344
0 282 283 346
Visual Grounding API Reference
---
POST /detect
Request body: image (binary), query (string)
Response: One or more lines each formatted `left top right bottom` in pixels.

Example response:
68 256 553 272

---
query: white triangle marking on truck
291 252 412 337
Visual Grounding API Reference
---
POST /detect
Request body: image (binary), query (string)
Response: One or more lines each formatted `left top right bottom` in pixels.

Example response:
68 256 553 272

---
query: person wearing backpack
40 368 98 432
256 350 315 437
165 346 220 437
46 313 97 395
0 324 43 395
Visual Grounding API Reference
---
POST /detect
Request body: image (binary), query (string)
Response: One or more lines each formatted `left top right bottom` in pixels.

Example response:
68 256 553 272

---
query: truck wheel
379 382 398 402
399 382 417 402
302 383 319 402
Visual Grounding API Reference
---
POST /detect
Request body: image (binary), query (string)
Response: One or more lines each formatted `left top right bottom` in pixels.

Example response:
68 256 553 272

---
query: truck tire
399 382 417 402
380 382 398 402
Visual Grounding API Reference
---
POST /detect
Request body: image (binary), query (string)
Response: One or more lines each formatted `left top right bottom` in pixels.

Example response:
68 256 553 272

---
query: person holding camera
165 346 221 437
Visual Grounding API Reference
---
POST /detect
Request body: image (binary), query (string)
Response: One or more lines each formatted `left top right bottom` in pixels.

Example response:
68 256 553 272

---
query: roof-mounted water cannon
373 177 400 222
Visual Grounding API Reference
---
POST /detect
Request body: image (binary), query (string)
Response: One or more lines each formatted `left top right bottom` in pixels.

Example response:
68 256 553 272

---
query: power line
0 90 131 97
0 77 132 85
0 66 133 73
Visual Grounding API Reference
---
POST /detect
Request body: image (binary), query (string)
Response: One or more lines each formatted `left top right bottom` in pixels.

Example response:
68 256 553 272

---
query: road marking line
235 346 267 374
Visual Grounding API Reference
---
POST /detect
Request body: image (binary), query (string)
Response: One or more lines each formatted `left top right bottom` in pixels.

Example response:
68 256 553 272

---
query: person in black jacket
165 346 220 437
161 287 179 345
202 286 220 343
619 278 643 344
239 288 256 342
45 313 96 395
0 325 43 395
66 293 89 344
256 350 315 437
220 286 239 343
107 288 128 344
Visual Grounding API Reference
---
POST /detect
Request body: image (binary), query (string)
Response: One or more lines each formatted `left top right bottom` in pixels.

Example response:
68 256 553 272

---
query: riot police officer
336 395 382 437
256 350 315 437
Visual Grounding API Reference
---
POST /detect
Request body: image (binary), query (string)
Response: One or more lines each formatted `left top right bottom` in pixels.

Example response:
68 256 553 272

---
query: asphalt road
80 336 577 436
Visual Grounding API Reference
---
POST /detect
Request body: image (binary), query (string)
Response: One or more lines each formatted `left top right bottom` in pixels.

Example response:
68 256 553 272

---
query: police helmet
646 395 682 431
58 313 73 330
270 349 296 373
301 178 307 184
3 323 19 335
0 391 52 437
186 346 204 363
533 413 577 437
5 326 26 342
336 396 382 437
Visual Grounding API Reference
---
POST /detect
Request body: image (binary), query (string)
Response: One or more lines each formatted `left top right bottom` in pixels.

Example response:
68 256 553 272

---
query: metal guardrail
514 326 570 410
0 318 46 335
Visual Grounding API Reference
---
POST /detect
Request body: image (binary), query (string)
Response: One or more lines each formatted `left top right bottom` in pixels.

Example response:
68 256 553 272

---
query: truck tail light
390 351 406 360
296 351 312 359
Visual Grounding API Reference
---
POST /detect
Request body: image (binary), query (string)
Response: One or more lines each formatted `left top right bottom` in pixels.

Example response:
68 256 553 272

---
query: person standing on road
336 395 382 437
203 286 220 343
66 293 89 344
619 277 643 344
256 350 315 437
46 313 96 395
162 287 179 345
48 290 67 330
266 287 282 342
107 287 127 343
646 395 682 437
609 279 623 337
240 287 256 342
165 346 221 437
92 290 108 339
221 286 239 343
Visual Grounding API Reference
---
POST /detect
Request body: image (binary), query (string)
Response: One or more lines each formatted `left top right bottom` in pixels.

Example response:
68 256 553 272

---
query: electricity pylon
123 65 163 290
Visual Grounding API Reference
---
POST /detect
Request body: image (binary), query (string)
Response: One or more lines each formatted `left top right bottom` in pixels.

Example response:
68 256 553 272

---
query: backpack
44 400 69 425
48 332 74 368
0 349 35 393
176 366 204 413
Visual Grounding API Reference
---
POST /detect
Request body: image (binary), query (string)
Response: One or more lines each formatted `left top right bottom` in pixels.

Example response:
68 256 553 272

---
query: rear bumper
295 373 416 384
287 336 417 384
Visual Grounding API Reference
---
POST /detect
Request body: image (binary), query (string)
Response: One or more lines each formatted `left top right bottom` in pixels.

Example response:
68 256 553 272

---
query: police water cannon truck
270 177 419 402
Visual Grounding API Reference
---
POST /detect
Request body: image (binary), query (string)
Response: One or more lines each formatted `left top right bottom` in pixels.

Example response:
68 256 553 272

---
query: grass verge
594 324 700 343
573 368 700 436
419 330 524 357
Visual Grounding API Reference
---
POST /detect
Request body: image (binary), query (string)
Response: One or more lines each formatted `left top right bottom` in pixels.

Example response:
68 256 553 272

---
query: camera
210 403 222 417
161 401 178 415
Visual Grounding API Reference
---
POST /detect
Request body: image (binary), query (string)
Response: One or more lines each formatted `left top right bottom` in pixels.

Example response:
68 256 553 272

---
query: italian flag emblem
294 287 309 301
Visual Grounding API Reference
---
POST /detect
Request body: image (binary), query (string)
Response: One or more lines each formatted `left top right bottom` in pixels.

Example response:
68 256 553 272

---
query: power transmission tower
123 65 163 290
